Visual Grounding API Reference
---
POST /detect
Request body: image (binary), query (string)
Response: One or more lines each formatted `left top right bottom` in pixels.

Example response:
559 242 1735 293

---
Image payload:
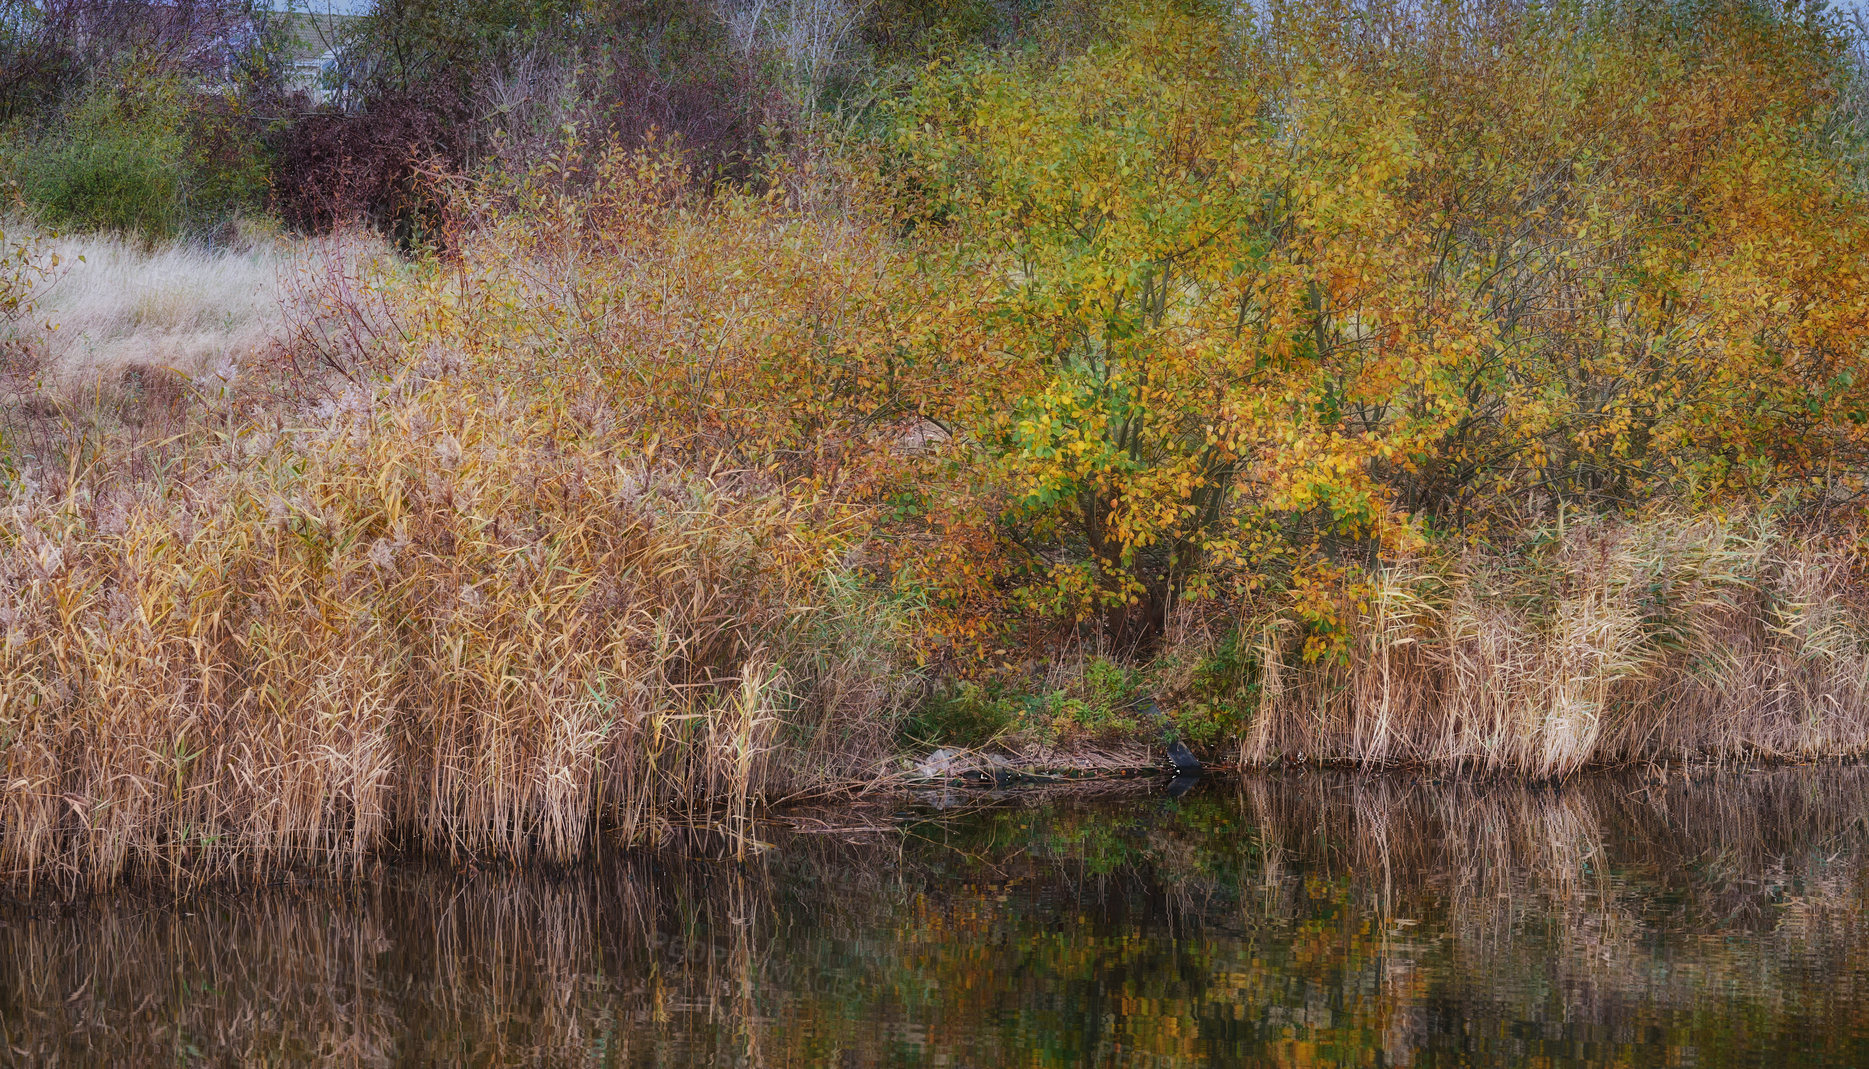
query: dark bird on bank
1166 737 1201 775
1140 699 1203 775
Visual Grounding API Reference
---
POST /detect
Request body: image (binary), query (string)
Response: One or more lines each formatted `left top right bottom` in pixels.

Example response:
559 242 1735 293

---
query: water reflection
7 768 1869 1066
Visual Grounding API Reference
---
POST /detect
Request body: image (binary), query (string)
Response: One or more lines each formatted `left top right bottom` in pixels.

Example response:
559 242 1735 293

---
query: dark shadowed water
7 767 1869 1066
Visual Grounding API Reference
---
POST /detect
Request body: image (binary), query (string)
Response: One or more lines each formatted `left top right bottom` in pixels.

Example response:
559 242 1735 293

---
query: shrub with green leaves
907 681 1020 746
908 658 1146 748
13 77 187 238
8 67 269 240
1168 633 1260 750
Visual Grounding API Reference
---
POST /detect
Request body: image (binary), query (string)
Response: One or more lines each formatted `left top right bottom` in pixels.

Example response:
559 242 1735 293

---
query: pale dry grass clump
9 224 297 387
1231 515 1869 775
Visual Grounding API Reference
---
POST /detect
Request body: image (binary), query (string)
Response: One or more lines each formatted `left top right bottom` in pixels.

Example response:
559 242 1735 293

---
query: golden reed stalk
0 363 911 892
1230 516 1869 774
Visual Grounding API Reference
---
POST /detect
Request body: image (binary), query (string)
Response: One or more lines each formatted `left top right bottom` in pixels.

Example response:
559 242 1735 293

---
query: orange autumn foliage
415 1 1869 666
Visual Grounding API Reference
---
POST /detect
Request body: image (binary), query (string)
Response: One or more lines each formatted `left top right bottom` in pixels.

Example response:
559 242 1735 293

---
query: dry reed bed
1235 516 1869 774
0 366 910 892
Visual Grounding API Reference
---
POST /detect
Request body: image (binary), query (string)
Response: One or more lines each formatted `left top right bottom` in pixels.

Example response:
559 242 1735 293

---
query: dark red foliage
271 91 465 245
600 59 776 188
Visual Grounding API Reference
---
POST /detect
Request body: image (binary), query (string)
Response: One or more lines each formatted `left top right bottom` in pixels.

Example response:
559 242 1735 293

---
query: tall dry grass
0 395 910 890
1222 515 1869 775
0 217 916 894
5 223 294 386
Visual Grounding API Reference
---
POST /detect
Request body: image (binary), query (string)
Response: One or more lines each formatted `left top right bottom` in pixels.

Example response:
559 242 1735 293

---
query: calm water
7 768 1869 1066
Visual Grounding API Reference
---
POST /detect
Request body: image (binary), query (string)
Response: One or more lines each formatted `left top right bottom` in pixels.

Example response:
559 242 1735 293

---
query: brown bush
271 91 463 245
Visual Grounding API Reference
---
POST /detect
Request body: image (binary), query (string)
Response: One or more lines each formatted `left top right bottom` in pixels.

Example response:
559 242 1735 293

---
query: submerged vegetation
7 0 1869 886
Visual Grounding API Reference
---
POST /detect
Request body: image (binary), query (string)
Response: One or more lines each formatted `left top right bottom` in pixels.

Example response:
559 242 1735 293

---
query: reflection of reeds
1238 517 1869 775
1238 773 1628 954
7 770 1869 1065
1233 767 1869 1032
0 851 786 1066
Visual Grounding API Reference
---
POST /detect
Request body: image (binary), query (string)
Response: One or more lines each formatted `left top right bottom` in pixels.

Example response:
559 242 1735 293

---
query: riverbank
9 0 1869 893
4 314 1869 892
4 378 1867 890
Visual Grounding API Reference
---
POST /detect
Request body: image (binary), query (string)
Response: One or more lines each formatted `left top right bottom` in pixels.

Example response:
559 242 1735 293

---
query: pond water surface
7 768 1869 1066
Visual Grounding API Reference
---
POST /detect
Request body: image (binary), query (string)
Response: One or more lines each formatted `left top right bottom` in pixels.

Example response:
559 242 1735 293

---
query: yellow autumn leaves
420 0 1869 660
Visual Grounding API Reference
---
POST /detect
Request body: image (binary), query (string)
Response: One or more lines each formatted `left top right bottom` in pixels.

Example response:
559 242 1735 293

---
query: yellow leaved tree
894 4 1455 649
